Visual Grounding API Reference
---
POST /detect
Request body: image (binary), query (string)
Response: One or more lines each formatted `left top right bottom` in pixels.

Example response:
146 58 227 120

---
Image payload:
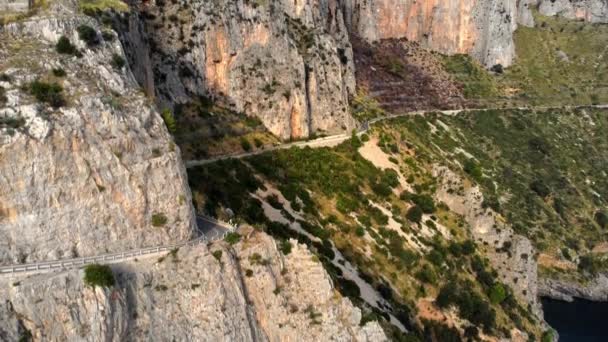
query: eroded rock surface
122 0 357 140
0 3 195 265
0 230 386 341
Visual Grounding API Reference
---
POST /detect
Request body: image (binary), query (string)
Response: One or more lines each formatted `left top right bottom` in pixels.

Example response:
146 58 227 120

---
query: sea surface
541 297 608 341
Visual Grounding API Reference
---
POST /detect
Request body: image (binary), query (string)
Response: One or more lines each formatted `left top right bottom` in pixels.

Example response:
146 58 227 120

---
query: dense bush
595 211 608 229
83 264 115 287
415 264 437 284
29 81 65 108
111 54 126 70
406 205 423 223
151 213 168 226
52 68 67 77
77 25 99 46
530 179 551 198
409 193 436 213
422 319 461 342
436 280 496 332
0 86 6 106
488 283 507 304
224 232 241 245
161 109 177 133
56 36 78 55
240 137 252 151
463 158 482 179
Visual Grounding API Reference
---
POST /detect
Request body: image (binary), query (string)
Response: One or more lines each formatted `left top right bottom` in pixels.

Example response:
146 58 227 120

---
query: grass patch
79 0 129 13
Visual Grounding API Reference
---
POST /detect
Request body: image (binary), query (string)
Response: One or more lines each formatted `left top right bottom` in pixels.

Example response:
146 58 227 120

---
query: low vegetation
83 264 115 287
442 13 608 107
171 98 278 159
386 108 608 280
29 80 65 108
188 125 542 339
151 213 168 227
77 25 99 46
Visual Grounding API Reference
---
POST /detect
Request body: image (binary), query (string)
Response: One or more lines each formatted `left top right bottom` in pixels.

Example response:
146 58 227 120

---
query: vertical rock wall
125 0 357 140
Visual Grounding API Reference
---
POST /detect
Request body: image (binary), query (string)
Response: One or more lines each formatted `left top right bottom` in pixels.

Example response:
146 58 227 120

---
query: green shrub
151 213 168 226
77 25 99 46
101 30 115 42
29 81 65 108
488 283 507 304
355 226 365 237
423 319 461 342
111 53 126 70
253 137 263 148
212 250 222 261
224 232 241 245
463 158 482 179
56 36 78 55
541 330 555 342
410 193 436 213
279 240 293 255
436 280 496 332
0 86 6 106
52 68 67 77
595 211 608 228
415 264 438 284
406 205 423 223
83 264 115 287
530 179 551 198
161 109 177 133
240 137 252 151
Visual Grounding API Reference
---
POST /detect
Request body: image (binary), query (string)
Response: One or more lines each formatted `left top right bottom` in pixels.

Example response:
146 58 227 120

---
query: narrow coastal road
0 216 233 276
185 104 608 168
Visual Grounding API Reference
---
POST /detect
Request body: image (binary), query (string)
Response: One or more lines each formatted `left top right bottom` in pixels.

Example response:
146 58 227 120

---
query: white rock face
538 0 608 23
0 231 387 341
341 0 517 67
0 7 196 265
120 0 357 140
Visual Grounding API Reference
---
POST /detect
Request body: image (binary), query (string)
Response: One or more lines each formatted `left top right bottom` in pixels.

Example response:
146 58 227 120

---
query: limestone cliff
0 230 386 341
123 0 357 140
538 0 608 23
342 0 518 68
0 1 195 265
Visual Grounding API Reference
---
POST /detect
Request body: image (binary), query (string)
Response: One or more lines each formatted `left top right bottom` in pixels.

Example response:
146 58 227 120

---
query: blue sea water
541 297 608 342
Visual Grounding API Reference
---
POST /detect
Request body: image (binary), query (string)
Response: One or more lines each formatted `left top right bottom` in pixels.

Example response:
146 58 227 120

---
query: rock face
0 230 386 341
117 0 608 139
342 0 518 68
125 0 357 140
538 0 608 23
0 4 195 265
539 274 608 302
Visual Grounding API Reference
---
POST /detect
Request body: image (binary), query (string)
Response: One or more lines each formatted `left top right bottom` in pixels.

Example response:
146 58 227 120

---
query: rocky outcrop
0 3 195 265
123 0 357 140
0 230 386 341
538 0 608 23
518 0 608 27
539 273 608 302
342 0 518 68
